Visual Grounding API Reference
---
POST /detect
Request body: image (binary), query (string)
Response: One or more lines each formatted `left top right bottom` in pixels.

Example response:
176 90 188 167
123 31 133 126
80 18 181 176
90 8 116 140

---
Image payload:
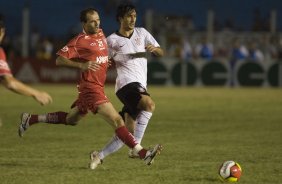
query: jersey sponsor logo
96 56 108 64
90 42 96 46
135 37 141 46
97 39 104 47
97 39 106 50
61 46 69 52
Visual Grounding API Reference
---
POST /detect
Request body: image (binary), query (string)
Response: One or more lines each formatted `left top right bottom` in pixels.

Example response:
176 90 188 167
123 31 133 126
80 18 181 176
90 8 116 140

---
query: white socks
98 111 152 160
134 111 152 144
98 135 124 160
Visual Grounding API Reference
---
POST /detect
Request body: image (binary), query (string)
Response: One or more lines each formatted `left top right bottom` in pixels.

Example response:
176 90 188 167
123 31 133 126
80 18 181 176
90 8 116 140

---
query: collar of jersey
115 30 134 39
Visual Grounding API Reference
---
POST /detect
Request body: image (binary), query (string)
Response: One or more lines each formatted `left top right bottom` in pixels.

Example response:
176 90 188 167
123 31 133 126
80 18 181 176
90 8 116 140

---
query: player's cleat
18 113 31 137
128 149 139 158
143 144 163 165
89 151 103 170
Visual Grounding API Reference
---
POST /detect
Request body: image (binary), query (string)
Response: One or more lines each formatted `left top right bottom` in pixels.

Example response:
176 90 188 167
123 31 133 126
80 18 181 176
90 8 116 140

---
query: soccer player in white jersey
89 3 164 169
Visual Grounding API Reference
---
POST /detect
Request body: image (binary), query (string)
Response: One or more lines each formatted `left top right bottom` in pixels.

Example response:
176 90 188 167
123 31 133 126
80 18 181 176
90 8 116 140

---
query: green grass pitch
0 84 282 184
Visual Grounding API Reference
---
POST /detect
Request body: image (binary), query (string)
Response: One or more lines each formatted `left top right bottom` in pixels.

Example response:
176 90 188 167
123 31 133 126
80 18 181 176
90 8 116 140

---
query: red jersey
0 47 12 77
57 29 109 88
57 29 110 114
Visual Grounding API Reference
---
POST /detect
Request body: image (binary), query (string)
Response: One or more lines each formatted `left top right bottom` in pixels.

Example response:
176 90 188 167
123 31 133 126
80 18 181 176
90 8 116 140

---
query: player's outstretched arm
1 75 52 106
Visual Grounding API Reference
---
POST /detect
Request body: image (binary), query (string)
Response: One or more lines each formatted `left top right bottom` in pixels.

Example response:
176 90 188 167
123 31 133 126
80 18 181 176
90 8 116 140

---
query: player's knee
145 100 155 112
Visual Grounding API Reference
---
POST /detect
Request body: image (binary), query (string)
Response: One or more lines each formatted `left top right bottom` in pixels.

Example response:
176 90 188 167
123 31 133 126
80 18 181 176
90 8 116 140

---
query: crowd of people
164 31 282 62
3 31 282 64
153 13 282 62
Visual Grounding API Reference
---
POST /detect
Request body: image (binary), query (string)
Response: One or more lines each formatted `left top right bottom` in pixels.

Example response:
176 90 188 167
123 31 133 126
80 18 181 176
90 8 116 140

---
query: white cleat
144 144 163 165
89 151 102 170
128 149 139 159
18 113 31 137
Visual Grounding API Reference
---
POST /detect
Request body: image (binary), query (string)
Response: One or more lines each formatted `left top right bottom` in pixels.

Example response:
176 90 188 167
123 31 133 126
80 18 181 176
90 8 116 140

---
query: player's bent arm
146 45 164 57
0 75 52 105
153 47 164 57
56 56 100 72
56 56 83 69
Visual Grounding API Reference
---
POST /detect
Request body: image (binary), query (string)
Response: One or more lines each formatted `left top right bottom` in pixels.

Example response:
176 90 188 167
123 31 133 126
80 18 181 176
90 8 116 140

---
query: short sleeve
57 37 80 59
142 28 160 48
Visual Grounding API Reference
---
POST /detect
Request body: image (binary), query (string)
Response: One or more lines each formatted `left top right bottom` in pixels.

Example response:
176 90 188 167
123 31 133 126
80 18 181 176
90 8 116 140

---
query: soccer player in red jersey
18 8 162 169
0 14 52 106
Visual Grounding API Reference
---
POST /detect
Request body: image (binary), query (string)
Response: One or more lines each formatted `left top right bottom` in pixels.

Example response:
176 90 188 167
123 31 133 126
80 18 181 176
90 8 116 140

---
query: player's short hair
80 8 98 23
0 14 5 29
116 3 136 23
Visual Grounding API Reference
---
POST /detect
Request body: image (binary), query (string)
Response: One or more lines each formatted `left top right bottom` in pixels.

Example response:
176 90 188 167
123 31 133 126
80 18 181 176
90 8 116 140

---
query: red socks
115 126 137 148
46 111 68 124
29 111 68 125
115 126 148 159
28 115 39 125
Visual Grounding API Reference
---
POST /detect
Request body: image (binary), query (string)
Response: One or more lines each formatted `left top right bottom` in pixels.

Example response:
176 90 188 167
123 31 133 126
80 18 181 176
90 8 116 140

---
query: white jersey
107 27 160 92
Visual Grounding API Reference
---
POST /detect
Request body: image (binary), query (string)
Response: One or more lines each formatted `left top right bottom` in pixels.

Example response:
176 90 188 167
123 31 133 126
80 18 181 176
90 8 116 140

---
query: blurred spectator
194 35 214 60
229 38 248 86
247 40 264 62
259 34 278 60
30 27 40 57
167 41 182 58
230 38 249 62
180 37 192 61
36 37 54 60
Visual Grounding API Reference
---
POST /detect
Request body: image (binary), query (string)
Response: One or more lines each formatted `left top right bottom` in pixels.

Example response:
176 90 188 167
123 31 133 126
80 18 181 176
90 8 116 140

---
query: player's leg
116 82 155 156
126 99 154 158
97 110 136 160
124 111 135 133
89 102 162 169
96 102 139 149
134 94 155 143
18 107 84 137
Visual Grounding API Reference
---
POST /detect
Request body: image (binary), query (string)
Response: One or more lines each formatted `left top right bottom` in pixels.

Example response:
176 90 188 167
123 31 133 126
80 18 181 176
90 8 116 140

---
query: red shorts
71 85 109 115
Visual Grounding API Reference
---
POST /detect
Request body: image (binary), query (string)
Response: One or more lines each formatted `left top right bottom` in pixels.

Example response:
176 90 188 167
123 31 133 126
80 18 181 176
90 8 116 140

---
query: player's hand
80 61 101 72
145 44 158 53
34 91 53 106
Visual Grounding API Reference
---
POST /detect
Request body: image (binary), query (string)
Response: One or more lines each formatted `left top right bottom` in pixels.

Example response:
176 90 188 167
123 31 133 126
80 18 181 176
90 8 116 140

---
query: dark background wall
0 0 281 38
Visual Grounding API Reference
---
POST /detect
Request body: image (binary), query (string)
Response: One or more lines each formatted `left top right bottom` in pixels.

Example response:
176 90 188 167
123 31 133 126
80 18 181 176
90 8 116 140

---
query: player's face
83 11 100 34
121 10 136 31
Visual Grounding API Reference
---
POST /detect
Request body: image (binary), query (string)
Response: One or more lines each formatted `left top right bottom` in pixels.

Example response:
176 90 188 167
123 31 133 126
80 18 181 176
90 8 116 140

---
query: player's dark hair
80 8 98 23
116 3 136 23
0 13 5 29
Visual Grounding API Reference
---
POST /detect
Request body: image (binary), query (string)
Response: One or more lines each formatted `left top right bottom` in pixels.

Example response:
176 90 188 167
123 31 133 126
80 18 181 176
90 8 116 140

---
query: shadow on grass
184 176 219 183
203 177 219 182
0 162 25 167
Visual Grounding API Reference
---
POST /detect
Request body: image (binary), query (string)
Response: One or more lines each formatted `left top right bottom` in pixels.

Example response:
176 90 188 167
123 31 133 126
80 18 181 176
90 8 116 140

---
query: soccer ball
218 161 242 182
